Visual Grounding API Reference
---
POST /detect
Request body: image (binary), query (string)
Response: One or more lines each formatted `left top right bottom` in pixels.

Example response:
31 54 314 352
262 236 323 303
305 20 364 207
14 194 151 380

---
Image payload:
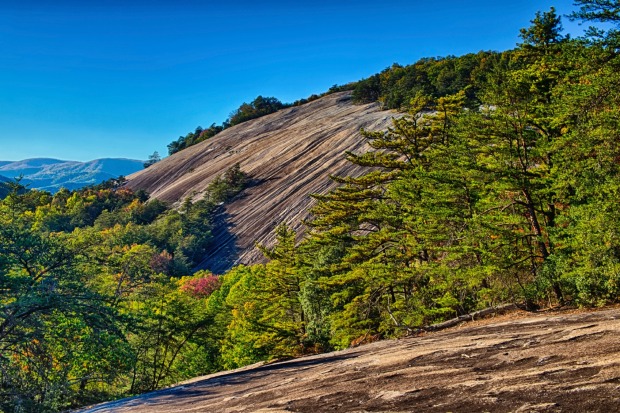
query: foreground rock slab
78 308 620 412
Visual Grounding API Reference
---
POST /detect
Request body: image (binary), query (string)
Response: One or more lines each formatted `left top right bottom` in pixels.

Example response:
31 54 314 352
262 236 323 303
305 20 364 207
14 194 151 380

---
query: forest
165 86 355 156
167 95 291 155
1 1 620 411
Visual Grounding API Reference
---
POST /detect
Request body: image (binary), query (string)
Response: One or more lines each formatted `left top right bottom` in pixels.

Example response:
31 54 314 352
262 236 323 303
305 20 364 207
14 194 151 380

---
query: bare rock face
76 307 620 412
127 92 396 273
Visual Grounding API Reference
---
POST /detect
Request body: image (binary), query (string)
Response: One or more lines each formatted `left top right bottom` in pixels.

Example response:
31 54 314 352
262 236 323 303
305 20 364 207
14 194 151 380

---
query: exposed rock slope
77 307 620 412
127 92 395 273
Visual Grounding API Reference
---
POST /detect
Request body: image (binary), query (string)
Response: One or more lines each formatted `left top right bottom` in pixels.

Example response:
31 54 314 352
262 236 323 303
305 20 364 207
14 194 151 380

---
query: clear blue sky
0 0 584 161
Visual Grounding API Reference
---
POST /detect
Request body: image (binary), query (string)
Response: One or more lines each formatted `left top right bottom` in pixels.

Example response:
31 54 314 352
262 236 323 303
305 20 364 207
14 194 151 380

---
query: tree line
0 166 246 411
166 85 355 156
192 0 620 370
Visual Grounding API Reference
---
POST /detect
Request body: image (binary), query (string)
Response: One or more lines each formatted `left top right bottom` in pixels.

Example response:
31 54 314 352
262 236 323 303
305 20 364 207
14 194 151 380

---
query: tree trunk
522 189 564 304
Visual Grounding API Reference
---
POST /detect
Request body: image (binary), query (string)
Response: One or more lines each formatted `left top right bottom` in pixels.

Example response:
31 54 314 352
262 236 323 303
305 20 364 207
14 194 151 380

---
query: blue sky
1 0 585 161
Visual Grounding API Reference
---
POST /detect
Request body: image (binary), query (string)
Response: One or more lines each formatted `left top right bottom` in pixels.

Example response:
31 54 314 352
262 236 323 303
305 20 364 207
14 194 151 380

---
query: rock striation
76 307 620 412
127 92 396 273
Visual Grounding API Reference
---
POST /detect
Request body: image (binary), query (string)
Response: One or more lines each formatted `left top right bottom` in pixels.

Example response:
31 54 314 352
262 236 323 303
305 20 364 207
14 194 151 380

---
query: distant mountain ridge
0 158 144 193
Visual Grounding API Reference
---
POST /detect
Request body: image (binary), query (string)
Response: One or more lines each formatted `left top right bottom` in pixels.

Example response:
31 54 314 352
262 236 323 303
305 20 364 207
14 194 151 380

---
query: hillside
76 307 620 412
0 175 10 198
0 158 144 192
127 92 395 273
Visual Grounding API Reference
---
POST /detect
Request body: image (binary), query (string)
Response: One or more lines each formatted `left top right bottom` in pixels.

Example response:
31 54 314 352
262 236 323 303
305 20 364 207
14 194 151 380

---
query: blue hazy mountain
0 158 144 193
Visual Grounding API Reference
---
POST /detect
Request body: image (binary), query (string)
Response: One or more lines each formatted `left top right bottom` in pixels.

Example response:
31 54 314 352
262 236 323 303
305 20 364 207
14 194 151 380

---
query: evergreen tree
143 151 161 168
